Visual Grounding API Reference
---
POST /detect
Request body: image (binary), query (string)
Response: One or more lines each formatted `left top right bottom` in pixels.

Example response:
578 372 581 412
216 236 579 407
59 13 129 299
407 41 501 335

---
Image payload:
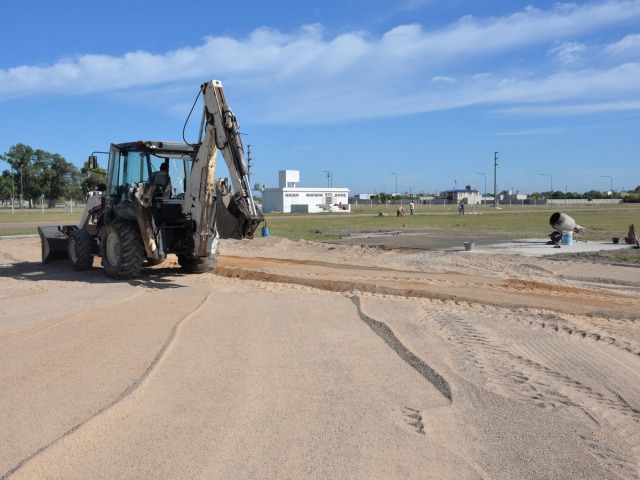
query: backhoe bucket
214 180 265 240
38 226 70 264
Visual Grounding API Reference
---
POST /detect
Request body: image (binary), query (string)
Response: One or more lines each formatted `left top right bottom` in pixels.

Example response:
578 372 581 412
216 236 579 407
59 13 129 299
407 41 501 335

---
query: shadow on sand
0 258 191 290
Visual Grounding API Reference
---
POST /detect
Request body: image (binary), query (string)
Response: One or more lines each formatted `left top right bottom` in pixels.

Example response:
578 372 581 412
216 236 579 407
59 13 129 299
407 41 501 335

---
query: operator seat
149 162 173 200
149 164 172 199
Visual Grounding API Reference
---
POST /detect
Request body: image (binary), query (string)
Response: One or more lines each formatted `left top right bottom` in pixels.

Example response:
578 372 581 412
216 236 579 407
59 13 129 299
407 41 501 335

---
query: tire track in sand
1 291 216 480
425 301 640 477
351 296 452 402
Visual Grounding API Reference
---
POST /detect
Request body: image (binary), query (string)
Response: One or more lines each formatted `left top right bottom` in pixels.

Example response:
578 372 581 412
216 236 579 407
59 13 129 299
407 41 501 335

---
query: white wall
261 188 350 213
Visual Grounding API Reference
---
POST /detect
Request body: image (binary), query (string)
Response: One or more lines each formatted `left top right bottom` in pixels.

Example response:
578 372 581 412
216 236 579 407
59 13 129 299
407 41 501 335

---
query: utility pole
493 152 498 208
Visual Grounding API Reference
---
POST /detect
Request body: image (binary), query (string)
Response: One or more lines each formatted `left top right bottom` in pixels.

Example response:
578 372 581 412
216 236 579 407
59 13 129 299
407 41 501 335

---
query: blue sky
1 0 639 195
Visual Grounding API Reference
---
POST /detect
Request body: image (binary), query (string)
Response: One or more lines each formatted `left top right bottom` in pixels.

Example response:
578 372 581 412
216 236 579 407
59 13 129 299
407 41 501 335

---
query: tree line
0 143 104 208
370 188 640 203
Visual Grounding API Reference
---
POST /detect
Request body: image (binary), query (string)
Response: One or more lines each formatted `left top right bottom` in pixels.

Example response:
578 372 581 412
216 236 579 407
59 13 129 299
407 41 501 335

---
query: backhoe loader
38 80 264 278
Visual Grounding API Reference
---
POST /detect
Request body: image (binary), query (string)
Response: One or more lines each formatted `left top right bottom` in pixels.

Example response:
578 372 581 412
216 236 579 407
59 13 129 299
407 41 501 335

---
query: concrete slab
336 232 636 257
472 238 635 257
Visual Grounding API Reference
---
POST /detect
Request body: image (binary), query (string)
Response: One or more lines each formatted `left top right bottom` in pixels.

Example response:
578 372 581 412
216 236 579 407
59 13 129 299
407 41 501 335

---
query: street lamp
493 152 499 208
541 173 553 200
10 168 15 214
477 172 486 205
601 175 612 196
19 166 24 211
323 171 332 188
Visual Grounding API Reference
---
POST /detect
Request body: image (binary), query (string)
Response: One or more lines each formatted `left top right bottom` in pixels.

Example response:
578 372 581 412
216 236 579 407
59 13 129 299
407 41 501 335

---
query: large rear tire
68 228 95 271
178 236 219 274
178 255 217 273
101 220 145 278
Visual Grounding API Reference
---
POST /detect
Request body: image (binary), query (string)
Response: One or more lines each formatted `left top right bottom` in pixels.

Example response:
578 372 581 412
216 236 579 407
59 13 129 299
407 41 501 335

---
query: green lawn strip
0 208 82 224
1 204 639 242
264 205 640 242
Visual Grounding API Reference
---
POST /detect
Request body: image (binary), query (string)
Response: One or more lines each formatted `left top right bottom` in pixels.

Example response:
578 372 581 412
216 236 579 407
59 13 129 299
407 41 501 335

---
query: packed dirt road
1 235 640 479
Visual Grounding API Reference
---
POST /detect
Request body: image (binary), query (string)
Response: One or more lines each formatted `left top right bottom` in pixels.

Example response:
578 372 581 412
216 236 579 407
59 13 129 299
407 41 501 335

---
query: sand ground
1 235 640 479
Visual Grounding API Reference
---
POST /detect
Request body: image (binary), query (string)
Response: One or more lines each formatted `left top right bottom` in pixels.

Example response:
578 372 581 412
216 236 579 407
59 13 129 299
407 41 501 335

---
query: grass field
263 203 640 242
0 207 82 236
2 203 639 243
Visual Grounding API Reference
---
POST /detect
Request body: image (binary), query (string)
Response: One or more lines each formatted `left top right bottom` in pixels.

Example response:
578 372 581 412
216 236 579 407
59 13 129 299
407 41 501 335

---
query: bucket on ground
561 231 573 245
261 226 270 237
464 242 475 251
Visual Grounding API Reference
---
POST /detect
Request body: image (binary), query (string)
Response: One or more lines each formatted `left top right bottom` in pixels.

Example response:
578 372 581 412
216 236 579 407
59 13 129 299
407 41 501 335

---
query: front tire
101 220 145 278
68 228 95 271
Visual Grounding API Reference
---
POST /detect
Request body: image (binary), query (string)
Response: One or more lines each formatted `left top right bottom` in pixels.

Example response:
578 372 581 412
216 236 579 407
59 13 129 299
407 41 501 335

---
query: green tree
0 170 15 204
42 154 83 207
583 190 604 200
0 143 31 207
80 159 107 195
0 143 82 207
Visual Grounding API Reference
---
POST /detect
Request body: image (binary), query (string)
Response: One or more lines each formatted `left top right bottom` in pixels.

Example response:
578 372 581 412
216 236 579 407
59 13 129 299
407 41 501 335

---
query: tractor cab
104 141 193 208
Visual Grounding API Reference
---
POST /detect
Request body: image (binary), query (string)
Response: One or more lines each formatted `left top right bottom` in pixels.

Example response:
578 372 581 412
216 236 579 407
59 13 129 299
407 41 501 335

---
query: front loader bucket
38 226 71 264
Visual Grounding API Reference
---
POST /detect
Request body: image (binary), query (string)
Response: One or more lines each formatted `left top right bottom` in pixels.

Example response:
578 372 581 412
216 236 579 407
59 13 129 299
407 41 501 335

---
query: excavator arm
182 80 264 257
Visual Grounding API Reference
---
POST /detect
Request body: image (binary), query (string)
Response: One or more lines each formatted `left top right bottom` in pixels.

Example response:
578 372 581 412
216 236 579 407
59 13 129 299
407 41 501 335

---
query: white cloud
496 99 640 116
1 1 640 123
494 127 564 136
550 41 587 65
431 76 456 83
605 33 640 55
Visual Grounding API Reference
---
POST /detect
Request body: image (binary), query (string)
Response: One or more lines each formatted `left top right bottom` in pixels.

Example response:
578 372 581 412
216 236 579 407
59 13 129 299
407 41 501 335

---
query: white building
439 186 482 205
261 170 350 213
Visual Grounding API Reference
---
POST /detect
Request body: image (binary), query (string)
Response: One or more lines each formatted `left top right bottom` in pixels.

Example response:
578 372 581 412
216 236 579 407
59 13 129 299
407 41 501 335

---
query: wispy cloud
496 99 640 116
605 33 640 56
431 76 456 83
1 1 639 124
550 41 587 65
494 127 564 136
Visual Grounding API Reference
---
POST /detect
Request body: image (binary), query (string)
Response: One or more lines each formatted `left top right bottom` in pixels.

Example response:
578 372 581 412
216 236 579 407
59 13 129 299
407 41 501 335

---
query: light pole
323 171 332 188
493 152 498 207
391 172 397 196
541 173 552 201
19 166 24 211
477 172 486 205
10 168 15 214
601 175 612 196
